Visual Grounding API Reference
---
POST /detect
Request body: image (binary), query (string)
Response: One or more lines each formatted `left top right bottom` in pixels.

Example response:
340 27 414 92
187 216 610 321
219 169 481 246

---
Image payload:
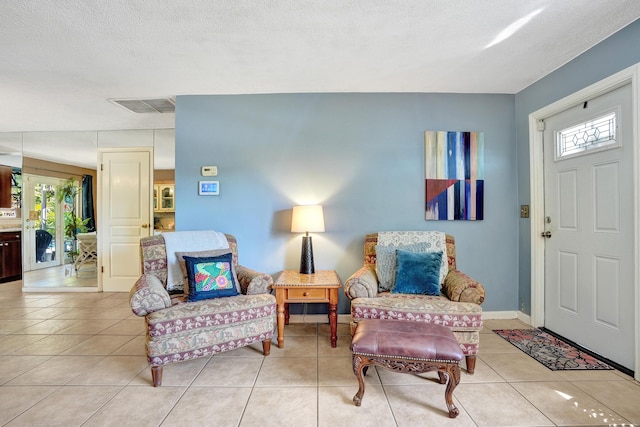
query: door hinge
101 266 104 273
100 164 103 171
537 120 545 131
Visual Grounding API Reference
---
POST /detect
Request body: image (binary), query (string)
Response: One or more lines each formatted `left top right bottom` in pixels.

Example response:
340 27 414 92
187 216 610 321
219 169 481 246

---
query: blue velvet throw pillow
392 249 443 296
183 253 240 302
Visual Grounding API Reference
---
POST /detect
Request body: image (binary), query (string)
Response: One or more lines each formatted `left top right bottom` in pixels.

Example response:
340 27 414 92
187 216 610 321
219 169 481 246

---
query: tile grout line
155 356 212 426
78 383 129 426
236 339 270 426
1 384 63 426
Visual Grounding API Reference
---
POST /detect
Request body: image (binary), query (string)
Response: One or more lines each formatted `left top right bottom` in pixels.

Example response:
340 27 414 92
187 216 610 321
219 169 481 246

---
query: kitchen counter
0 221 21 232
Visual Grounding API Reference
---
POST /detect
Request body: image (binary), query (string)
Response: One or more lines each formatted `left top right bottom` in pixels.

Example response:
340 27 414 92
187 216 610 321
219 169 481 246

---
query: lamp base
299 235 315 274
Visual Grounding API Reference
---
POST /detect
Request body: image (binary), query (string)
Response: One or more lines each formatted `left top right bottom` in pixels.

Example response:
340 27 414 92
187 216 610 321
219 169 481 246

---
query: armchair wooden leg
151 365 163 387
262 339 271 356
465 355 476 374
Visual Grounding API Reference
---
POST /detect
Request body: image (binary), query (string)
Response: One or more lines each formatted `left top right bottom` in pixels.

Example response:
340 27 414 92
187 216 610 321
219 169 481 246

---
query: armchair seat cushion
147 293 275 366
351 294 482 357
147 293 276 338
351 294 482 331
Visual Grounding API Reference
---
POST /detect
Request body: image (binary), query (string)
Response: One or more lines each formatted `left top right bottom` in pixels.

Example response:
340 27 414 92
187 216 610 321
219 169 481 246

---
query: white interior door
543 83 634 369
99 149 152 292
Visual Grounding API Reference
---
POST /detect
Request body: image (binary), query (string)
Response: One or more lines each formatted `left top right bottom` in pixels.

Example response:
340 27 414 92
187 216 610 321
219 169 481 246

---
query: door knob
540 231 552 238
141 224 148 228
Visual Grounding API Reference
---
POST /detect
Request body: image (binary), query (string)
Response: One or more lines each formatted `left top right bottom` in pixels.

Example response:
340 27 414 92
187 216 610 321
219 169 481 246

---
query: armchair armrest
129 274 172 316
442 269 485 305
236 265 273 295
344 265 379 299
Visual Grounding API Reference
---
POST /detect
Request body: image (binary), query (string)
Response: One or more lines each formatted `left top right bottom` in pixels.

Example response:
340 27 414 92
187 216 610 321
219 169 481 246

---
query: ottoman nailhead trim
352 352 460 364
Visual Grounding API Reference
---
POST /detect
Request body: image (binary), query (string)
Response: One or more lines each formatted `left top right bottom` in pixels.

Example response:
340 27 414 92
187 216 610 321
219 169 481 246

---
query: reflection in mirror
0 134 23 284
0 128 175 291
152 129 175 232
22 131 98 290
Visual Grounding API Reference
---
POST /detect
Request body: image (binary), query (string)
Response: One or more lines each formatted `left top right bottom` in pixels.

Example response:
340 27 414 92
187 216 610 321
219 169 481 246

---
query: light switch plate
201 166 218 176
520 205 529 218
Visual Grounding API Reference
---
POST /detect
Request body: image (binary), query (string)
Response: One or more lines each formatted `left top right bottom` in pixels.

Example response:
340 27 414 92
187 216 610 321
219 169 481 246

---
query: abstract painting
425 131 484 220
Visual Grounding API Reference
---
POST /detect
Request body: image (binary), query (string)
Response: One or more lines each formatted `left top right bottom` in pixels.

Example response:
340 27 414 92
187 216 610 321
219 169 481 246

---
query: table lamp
291 205 325 274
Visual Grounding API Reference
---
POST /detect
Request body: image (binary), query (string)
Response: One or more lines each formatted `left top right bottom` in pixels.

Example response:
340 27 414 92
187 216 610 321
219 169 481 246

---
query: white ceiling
1 0 640 134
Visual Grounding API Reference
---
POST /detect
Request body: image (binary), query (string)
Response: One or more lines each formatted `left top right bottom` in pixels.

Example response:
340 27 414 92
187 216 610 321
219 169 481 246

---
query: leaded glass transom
556 111 617 159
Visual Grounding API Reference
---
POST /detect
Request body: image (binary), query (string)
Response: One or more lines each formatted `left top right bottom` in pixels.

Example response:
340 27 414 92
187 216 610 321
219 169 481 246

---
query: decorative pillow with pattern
176 249 240 295
375 241 448 291
392 249 443 296
183 253 239 302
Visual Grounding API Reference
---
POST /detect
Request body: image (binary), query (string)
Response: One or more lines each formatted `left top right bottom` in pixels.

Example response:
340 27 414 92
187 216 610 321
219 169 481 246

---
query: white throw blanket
163 230 229 291
378 231 448 284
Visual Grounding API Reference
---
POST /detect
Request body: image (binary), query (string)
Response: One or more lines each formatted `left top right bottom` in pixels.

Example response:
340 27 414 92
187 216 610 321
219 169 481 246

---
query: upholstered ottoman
350 319 463 418
351 294 482 373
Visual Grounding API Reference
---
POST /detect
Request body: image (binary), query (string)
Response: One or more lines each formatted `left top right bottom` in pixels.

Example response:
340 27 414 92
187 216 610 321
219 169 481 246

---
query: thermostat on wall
198 180 219 195
201 166 218 176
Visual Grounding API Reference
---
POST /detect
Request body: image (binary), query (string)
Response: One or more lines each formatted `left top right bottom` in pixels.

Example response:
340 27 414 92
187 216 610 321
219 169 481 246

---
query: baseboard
479 310 532 325
290 311 532 325
516 311 532 325
482 310 518 320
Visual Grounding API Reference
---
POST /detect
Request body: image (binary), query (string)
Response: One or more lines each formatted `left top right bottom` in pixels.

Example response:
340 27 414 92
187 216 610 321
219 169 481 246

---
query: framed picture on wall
424 130 484 220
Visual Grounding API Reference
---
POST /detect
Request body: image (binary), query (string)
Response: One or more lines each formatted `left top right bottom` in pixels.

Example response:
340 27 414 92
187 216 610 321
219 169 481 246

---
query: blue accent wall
175 93 516 314
515 19 640 314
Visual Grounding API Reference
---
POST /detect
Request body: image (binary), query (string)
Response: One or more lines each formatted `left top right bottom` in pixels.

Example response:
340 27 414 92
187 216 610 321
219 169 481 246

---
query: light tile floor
22 264 98 290
1 279 639 426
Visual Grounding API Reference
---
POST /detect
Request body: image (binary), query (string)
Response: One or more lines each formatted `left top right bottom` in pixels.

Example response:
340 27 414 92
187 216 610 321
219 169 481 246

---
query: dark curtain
82 174 96 232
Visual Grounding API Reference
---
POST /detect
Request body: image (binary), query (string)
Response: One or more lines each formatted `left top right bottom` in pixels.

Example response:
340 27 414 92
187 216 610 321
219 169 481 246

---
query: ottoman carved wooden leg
352 354 368 407
350 319 464 419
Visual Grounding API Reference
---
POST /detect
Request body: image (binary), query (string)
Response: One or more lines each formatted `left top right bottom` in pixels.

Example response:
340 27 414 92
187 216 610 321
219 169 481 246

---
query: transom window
556 111 617 159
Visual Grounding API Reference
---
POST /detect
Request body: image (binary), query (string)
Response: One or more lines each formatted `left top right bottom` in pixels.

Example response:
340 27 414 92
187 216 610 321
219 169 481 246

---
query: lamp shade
291 205 325 233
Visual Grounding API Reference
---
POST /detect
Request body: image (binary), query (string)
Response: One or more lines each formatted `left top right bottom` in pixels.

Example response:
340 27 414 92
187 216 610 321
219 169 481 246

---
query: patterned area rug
493 328 613 371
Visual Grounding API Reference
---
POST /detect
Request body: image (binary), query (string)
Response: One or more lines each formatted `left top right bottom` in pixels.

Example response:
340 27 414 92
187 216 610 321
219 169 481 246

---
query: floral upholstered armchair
129 231 276 386
344 231 485 373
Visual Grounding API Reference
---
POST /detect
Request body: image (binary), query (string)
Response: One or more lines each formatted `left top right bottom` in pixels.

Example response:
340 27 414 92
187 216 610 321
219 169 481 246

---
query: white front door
99 149 152 292
543 83 634 369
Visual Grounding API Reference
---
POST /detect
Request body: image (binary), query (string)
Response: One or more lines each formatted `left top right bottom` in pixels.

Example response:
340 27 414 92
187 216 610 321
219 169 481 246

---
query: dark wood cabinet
0 231 22 282
0 166 11 208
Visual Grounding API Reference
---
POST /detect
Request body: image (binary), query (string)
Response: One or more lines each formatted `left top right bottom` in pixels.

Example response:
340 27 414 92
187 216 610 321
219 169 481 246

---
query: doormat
493 329 613 371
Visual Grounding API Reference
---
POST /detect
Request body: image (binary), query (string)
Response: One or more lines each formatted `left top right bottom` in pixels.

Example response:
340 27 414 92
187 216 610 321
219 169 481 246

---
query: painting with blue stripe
424 131 484 220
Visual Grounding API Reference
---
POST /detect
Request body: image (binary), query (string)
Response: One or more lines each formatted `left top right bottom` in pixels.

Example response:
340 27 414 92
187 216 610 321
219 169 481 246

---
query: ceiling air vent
109 98 175 113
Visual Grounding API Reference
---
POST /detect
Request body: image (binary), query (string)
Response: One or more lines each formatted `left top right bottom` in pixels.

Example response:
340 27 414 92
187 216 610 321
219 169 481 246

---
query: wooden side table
273 270 342 348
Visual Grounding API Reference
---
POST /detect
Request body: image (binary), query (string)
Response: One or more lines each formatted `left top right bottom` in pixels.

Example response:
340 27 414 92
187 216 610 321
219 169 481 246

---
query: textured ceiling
1 0 640 133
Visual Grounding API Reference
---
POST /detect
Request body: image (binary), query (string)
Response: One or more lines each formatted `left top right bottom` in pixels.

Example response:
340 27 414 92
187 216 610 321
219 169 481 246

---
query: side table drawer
287 288 327 300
